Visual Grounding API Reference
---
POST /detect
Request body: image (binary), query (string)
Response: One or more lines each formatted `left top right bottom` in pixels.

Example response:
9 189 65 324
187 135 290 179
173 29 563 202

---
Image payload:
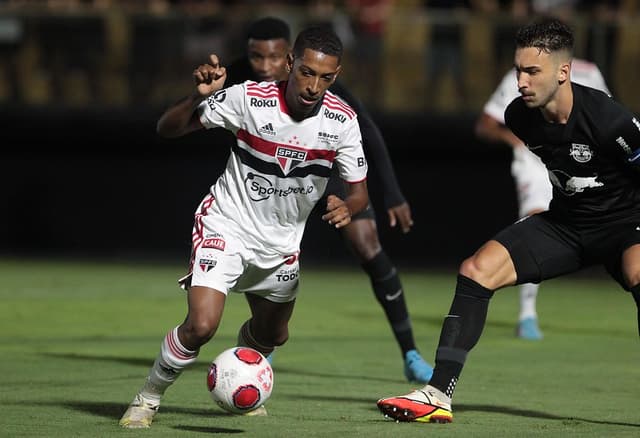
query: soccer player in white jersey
119 26 368 429
474 56 610 340
226 16 433 383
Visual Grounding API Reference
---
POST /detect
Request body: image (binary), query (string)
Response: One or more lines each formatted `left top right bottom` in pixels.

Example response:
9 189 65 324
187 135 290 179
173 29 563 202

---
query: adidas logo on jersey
259 123 276 136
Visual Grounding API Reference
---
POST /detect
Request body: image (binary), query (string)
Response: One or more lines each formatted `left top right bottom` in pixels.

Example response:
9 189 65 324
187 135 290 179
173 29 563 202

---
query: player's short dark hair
247 17 290 42
515 17 574 55
292 25 343 62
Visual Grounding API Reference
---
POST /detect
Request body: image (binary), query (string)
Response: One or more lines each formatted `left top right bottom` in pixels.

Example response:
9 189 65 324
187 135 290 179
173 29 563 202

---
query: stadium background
2 0 639 268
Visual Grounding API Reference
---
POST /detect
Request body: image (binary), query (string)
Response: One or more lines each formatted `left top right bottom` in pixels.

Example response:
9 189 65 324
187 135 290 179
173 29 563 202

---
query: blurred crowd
0 0 638 112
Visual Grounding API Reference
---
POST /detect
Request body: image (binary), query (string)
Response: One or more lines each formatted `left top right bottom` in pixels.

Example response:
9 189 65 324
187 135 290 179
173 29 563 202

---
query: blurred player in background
378 17 640 424
120 25 369 428
224 16 433 383
475 45 611 340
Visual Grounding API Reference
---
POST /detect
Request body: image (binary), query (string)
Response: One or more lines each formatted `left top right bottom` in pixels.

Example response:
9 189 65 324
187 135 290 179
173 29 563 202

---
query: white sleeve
197 83 246 132
584 68 611 96
483 69 519 124
335 117 368 183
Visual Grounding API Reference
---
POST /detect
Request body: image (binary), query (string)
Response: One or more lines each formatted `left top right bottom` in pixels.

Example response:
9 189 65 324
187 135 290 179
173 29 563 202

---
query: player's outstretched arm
475 113 524 148
387 201 414 234
322 181 369 229
157 54 227 138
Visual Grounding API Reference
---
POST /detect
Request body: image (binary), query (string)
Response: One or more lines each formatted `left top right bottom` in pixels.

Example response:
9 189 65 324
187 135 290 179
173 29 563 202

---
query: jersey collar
277 81 323 119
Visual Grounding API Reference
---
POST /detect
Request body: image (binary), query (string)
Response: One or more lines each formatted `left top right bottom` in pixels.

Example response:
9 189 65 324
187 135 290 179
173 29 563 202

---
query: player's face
247 38 290 82
514 47 569 109
285 48 341 120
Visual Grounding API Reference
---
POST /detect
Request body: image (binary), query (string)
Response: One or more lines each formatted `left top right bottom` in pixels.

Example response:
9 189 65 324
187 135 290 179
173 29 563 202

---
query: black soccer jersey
505 83 640 226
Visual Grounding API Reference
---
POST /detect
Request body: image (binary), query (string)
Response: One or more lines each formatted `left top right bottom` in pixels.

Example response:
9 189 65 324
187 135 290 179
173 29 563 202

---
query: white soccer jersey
483 59 611 124
196 80 367 255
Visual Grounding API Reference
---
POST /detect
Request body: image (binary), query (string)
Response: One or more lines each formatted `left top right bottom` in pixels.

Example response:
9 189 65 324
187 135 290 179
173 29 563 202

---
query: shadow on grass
455 403 640 428
59 401 244 434
370 402 639 428
41 352 208 370
174 425 243 434
40 352 400 383
288 394 640 428
25 398 639 430
56 400 225 420
282 394 640 427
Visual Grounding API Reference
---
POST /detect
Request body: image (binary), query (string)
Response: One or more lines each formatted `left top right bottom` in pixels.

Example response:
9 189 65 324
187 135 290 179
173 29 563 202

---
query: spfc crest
276 146 307 175
569 143 593 163
199 258 217 272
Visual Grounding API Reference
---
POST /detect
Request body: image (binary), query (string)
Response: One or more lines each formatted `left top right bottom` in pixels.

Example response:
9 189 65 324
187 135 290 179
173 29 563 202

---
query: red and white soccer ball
207 347 274 415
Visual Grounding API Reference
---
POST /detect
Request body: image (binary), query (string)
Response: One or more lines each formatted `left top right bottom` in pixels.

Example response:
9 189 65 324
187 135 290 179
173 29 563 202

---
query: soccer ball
206 347 274 414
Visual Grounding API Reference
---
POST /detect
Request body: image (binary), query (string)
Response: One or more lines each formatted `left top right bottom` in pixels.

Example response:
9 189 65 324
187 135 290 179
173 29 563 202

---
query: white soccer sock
518 283 539 321
139 326 198 404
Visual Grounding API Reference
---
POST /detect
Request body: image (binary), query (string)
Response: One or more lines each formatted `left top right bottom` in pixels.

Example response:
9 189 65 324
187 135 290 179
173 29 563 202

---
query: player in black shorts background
377 17 640 424
222 17 433 383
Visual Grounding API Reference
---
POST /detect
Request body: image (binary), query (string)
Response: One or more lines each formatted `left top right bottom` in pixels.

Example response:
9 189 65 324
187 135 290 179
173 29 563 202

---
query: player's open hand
387 201 413 233
322 194 351 228
193 54 227 97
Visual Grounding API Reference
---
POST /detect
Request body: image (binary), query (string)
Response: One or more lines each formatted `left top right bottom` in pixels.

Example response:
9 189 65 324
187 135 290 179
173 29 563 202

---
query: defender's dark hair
247 17 291 42
515 17 574 55
292 25 343 62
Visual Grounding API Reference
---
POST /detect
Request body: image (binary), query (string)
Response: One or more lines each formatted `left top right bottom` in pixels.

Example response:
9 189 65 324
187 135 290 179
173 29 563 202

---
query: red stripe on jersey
246 84 279 96
323 100 355 119
247 81 278 91
324 94 356 118
247 91 279 98
237 129 336 162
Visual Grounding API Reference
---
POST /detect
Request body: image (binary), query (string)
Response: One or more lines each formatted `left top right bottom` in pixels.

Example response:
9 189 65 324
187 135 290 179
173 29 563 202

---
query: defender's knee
458 256 501 291
459 256 483 283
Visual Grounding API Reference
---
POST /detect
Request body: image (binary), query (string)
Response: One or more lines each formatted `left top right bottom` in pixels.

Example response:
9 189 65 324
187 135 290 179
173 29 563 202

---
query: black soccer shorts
493 211 640 291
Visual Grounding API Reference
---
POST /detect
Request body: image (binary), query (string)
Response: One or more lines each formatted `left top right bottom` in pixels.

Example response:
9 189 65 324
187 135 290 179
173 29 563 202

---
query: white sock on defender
139 326 198 404
518 283 539 321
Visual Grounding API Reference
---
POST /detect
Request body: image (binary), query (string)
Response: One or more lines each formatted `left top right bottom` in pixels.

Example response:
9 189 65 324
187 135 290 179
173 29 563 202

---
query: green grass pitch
1 258 638 437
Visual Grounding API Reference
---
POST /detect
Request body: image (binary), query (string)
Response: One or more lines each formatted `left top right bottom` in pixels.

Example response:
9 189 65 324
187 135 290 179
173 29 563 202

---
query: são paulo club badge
276 145 307 175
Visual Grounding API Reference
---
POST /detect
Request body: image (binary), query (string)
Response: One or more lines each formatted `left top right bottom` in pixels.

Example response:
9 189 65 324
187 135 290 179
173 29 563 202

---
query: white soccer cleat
242 404 268 417
119 394 159 429
377 386 453 423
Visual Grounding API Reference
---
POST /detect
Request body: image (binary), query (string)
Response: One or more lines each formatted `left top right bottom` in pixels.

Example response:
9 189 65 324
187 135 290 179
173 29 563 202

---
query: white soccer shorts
180 217 300 303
